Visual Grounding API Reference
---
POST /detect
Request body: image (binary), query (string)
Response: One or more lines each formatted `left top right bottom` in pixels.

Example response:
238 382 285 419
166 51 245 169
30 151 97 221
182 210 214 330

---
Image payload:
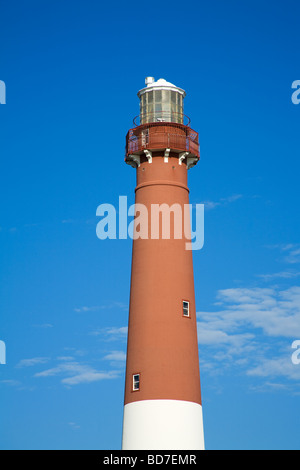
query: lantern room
137 77 186 125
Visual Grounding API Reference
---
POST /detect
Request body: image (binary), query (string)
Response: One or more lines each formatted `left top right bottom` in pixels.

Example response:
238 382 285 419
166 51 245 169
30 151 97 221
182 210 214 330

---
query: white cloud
257 271 300 281
197 286 300 388
198 286 300 337
74 306 102 313
62 370 118 386
90 326 128 340
16 357 50 368
0 379 22 387
265 244 300 265
203 194 243 210
32 323 53 328
284 248 300 264
69 422 80 430
247 357 300 381
74 302 127 313
197 323 254 348
106 326 128 336
103 351 126 362
34 360 120 386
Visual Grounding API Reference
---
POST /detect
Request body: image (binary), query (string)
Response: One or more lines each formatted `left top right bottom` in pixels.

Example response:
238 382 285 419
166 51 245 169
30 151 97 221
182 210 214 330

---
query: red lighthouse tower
122 77 204 450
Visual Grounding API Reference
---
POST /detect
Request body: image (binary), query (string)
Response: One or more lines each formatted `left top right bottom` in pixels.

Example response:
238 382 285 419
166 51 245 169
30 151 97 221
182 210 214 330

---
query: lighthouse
122 77 204 450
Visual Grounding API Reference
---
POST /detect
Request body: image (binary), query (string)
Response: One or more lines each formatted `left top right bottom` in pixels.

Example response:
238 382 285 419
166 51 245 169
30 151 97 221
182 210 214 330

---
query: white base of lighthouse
122 399 204 450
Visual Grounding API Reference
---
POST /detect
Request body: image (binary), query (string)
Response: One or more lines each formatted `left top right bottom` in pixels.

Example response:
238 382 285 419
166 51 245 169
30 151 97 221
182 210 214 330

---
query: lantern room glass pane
140 88 184 124
155 90 162 102
162 90 170 103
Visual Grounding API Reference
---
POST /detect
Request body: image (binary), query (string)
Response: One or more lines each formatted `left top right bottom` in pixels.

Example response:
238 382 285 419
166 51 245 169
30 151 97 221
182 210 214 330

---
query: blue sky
0 0 300 450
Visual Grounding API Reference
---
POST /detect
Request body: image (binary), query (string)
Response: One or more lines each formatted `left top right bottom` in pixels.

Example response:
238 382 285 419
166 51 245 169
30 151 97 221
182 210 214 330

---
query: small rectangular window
183 301 190 317
132 374 140 391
